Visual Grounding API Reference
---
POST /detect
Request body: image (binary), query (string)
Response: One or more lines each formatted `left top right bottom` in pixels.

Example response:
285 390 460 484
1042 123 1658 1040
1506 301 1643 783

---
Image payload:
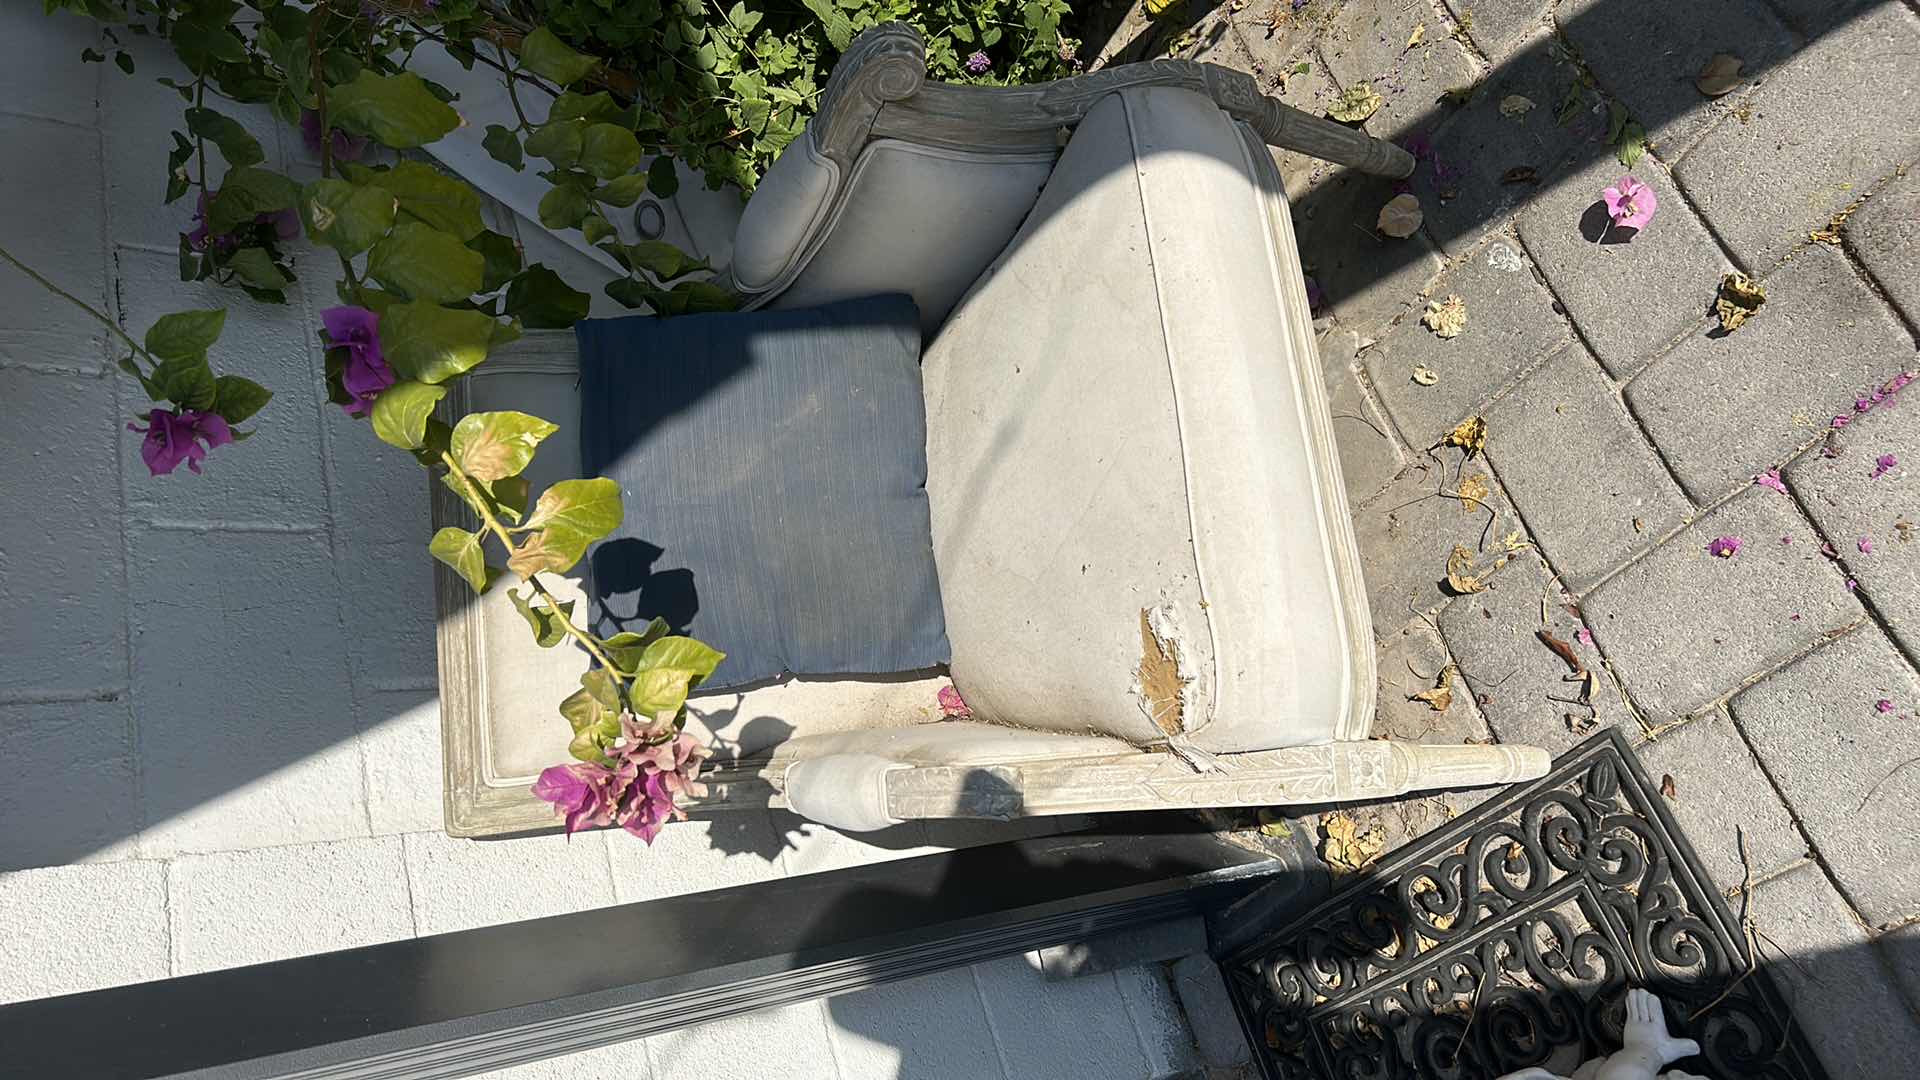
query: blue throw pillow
575 293 950 690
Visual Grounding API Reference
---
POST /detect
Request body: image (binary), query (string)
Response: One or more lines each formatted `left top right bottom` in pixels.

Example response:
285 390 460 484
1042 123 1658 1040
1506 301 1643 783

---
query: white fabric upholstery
729 129 838 292
922 87 1375 753
762 139 1058 333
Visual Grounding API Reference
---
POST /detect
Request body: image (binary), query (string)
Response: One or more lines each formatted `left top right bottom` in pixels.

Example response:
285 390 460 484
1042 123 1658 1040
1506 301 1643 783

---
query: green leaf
522 474 622 538
693 42 719 71
520 26 598 86
798 0 854 50
144 309 225 361
579 123 640 180
548 90 624 124
508 587 575 647
208 166 299 232
602 619 670 671
185 107 265 168
450 410 558 483
524 119 584 168
482 124 524 171
468 229 522 293
537 184 592 230
503 264 592 329
1605 100 1630 145
368 222 486 303
581 214 617 246
171 20 247 69
626 635 727 719
646 155 680 198
604 276 654 310
114 50 134 75
165 131 195 204
559 668 622 734
211 375 271 425
361 161 486 241
658 279 737 315
613 240 708 282
1616 122 1647 169
380 301 500 384
369 380 448 449
328 70 460 149
429 526 491 594
598 172 651 207
226 247 291 291
300 178 397 257
153 354 216 410
490 475 530 521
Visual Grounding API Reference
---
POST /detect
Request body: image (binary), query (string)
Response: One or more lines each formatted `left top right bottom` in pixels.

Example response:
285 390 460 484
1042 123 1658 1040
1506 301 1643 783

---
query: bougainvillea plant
17 0 748 843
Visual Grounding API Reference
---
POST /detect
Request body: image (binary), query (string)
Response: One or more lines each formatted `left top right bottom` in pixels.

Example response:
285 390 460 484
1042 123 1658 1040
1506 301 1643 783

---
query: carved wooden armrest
811 22 1414 179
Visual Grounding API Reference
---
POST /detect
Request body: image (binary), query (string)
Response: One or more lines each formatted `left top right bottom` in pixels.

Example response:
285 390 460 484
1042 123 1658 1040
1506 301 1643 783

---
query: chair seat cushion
920 86 1376 753
577 293 950 689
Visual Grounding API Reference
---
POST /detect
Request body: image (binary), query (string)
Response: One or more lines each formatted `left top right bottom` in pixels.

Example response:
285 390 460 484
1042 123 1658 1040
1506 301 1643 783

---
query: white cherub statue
1496 988 1707 1080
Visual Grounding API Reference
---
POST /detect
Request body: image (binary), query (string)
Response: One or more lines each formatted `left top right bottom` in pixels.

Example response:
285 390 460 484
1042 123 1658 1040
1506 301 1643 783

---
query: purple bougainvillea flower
127 407 233 476
965 50 991 75
938 684 972 719
321 305 395 417
299 109 369 164
1754 468 1786 494
1833 371 1917 428
1304 275 1327 312
1877 699 1896 713
1707 536 1742 558
531 720 710 844
1872 453 1898 479
1859 536 1874 554
1600 175 1658 231
1847 578 1859 590
1781 535 1793 545
531 763 615 837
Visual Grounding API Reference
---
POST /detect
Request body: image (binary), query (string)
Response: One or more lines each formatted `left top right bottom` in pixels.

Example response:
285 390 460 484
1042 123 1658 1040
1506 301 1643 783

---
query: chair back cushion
921 87 1375 753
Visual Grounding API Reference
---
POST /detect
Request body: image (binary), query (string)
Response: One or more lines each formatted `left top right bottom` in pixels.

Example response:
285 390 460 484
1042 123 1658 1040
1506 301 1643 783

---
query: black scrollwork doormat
1216 729 1827 1080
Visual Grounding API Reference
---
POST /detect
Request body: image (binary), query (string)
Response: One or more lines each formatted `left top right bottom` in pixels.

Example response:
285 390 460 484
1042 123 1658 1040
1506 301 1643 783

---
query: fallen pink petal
1847 578 1859 590
1707 536 1743 558
1877 699 1896 713
1600 174 1658 231
1781 535 1793 545
1575 627 1594 647
1859 536 1874 554
1754 468 1786 494
938 684 972 719
1871 453 1898 479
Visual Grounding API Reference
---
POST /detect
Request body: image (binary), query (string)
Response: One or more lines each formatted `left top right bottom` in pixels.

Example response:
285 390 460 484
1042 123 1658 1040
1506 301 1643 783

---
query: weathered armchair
432 24 1549 838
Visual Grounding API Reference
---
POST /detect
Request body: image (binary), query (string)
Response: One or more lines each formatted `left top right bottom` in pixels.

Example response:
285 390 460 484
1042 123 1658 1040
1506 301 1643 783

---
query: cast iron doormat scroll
1217 729 1826 1080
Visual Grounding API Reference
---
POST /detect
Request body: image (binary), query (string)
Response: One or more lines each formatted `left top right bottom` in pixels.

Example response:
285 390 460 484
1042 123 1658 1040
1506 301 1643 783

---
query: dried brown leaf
1406 22 1426 47
1537 628 1586 676
1499 94 1536 117
1422 295 1467 337
1441 415 1488 458
1500 166 1540 185
1328 82 1383 122
1410 664 1457 711
1411 365 1439 386
1377 193 1424 238
1715 271 1766 332
1695 53 1744 97
1660 773 1678 800
1457 473 1490 514
1445 544 1488 594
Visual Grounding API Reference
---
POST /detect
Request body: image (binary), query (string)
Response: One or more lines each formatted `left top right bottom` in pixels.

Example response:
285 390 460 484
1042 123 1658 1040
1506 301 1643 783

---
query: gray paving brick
0 114 109 376
1580 486 1863 721
1516 157 1731 379
1625 242 1910 502
1319 0 1480 140
1171 954 1253 1068
116 247 329 526
1845 167 1920 329
0 701 138 872
1787 389 1920 658
402 829 614 936
1485 342 1693 589
1233 2 1333 80
648 1001 836 1080
130 529 368 857
1634 709 1807 890
1354 458 1522 639
1322 329 1404 504
972 951 1156 1078
0 862 167 1004
1438 550 1633 757
1373 619 1493 745
1731 624 1920 927
1672 2 1920 270
1442 0 1547 61
0 9 100 123
1420 32 1604 255
1882 921 1920 1018
168 837 414 975
356 690 442 836
1290 166 1445 333
1748 862 1920 1076
1763 0 1879 37
1559 0 1798 155
824 967 1004 1080
0 368 126 697
1363 235 1569 448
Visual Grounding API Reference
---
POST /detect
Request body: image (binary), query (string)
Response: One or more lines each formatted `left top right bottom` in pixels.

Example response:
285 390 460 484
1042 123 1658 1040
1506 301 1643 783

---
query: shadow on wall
3 0 1902 875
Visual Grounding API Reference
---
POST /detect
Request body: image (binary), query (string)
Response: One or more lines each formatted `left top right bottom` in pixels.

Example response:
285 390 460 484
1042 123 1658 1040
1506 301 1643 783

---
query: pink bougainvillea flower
1877 699 1896 713
1872 453 1898 479
938 684 972 719
1820 541 1839 559
1781 535 1793 545
1847 578 1859 590
1303 275 1327 313
1754 468 1786 494
964 50 991 75
1833 371 1917 428
321 305 395 417
1601 175 1658 231
1859 536 1874 554
531 763 616 837
127 407 233 476
1707 536 1742 558
1575 627 1594 647
531 717 709 843
300 108 369 163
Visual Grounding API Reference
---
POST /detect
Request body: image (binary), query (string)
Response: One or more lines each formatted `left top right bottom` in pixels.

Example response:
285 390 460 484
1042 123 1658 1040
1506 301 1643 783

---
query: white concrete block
114 246 328 525
825 967 1005 1080
99 35 285 251
167 836 413 975
773 810 938 877
402 829 615 936
0 10 100 125
0 701 139 872
970 952 1154 1079
0 368 126 697
0 114 109 375
1170 953 1253 1069
473 1038 652 1079
359 690 444 836
1112 964 1202 1078
336 538 437 688
0 861 168 1004
321 406 435 547
644 1000 838 1080
129 529 369 857
606 813 787 903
